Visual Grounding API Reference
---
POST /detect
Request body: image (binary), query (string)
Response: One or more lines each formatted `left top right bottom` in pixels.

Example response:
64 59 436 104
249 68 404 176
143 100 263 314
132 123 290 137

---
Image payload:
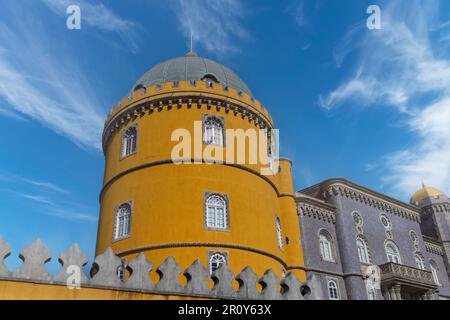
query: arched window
203 116 224 147
202 74 219 88
275 217 283 250
114 203 132 240
328 279 339 300
415 254 425 270
430 260 440 285
356 237 371 264
209 252 227 275
366 284 377 300
205 194 228 230
385 241 401 264
121 126 137 158
319 230 335 262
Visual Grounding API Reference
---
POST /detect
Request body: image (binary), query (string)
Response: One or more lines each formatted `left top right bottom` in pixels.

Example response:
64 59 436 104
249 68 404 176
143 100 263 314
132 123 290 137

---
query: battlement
0 236 321 300
104 80 274 128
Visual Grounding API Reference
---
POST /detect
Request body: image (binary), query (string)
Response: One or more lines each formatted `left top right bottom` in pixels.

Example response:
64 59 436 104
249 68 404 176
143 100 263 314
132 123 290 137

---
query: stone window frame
112 200 133 243
384 239 402 264
120 124 138 160
202 114 226 147
414 252 426 270
326 277 340 300
379 213 392 230
356 234 372 265
204 192 230 232
208 250 229 276
352 210 363 227
318 228 337 263
429 260 441 286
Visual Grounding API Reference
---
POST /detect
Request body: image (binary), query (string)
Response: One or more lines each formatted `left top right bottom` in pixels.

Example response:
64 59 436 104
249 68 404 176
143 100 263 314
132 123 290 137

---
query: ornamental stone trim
379 262 437 290
325 183 420 223
424 238 444 256
422 203 450 215
297 201 336 224
102 94 273 153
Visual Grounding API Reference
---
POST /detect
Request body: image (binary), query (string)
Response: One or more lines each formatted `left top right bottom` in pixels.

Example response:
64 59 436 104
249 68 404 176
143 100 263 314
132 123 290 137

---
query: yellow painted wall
0 280 208 300
96 80 306 286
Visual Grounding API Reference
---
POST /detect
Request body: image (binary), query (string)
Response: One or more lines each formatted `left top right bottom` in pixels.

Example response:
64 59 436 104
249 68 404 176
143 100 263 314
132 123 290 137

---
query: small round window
380 214 391 229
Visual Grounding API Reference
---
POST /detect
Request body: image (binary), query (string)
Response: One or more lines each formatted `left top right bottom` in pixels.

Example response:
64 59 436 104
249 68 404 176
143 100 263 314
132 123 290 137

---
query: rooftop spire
185 32 198 57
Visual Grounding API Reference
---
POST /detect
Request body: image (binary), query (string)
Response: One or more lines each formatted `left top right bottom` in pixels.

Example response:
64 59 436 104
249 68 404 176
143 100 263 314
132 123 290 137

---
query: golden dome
410 186 445 205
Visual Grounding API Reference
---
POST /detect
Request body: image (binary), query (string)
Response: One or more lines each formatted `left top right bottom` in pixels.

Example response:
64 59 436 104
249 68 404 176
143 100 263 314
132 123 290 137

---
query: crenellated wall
0 236 320 300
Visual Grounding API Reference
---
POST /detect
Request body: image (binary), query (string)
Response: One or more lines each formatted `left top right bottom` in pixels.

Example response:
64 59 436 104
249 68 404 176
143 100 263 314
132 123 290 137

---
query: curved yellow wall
96 80 305 281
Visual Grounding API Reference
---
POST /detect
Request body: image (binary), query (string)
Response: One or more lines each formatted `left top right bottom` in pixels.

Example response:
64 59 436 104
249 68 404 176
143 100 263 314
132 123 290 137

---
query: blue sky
1 0 450 273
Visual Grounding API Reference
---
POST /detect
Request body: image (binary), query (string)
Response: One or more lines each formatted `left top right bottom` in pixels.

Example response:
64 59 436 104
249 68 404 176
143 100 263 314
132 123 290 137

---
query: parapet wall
0 236 323 300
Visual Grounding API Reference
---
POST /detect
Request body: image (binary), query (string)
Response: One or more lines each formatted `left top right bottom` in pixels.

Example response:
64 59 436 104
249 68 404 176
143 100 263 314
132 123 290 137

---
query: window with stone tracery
114 203 132 240
203 116 224 147
430 260 440 285
121 126 137 158
205 194 228 230
328 279 339 300
319 230 335 262
356 236 371 264
415 254 425 270
209 252 227 275
385 241 401 264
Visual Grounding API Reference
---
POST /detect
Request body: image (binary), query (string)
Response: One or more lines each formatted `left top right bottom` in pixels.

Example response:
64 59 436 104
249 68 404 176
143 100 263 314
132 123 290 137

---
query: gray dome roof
133 52 252 96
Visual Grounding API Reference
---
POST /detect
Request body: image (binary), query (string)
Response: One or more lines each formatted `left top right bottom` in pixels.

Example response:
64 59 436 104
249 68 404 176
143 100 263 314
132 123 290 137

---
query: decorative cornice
102 94 274 153
423 236 444 256
422 203 450 215
296 196 336 224
301 178 421 223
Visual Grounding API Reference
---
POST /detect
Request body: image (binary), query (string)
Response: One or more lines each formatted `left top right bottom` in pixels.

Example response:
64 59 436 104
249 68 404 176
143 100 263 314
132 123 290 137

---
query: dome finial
185 32 198 57
422 180 426 189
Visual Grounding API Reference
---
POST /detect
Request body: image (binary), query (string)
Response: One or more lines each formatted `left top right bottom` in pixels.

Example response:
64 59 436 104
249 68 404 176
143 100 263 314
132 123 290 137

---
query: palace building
96 51 450 300
1 52 448 300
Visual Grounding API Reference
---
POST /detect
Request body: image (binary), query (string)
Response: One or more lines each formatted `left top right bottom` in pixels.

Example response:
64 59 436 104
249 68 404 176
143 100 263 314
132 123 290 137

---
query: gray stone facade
297 178 450 300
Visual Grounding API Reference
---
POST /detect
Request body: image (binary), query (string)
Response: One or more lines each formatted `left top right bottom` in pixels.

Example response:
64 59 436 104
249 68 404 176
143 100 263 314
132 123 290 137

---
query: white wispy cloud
21 178 69 194
45 208 98 223
3 188 97 223
318 0 450 198
288 0 307 27
0 3 105 150
0 173 69 194
172 0 250 56
13 192 54 205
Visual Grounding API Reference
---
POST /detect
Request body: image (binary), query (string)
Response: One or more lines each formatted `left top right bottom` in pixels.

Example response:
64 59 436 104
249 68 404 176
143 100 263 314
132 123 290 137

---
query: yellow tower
96 52 305 281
